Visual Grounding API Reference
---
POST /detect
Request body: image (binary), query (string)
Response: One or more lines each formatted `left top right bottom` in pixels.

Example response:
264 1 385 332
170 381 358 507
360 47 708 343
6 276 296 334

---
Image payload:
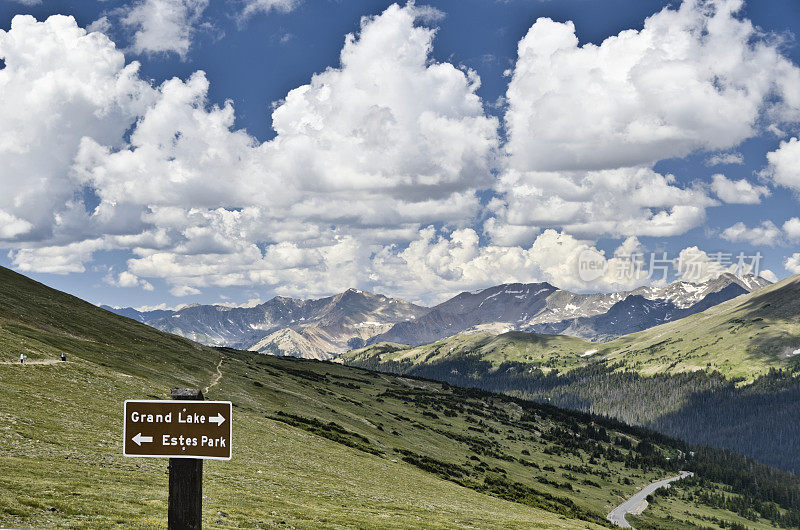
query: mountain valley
344 275 800 473
2 266 799 528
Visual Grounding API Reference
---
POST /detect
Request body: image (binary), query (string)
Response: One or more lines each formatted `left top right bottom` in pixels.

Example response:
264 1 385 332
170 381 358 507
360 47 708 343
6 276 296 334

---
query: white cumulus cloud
170 285 202 297
786 254 800 275
0 15 153 244
720 218 800 247
765 137 800 193
121 0 209 57
783 218 800 241
73 72 273 211
493 0 800 241
104 270 155 291
263 2 498 224
504 0 800 172
9 239 107 274
710 174 770 204
491 167 715 238
721 221 784 246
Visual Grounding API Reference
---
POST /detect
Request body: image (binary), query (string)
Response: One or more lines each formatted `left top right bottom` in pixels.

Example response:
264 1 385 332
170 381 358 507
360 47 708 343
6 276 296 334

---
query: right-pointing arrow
209 413 225 426
132 433 153 446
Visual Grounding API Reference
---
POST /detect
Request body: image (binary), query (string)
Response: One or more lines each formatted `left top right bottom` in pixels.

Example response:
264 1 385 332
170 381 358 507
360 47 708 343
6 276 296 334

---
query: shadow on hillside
649 370 800 474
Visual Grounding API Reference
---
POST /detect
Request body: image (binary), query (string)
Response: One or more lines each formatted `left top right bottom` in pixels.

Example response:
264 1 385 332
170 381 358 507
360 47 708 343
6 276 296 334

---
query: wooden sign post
169 388 204 530
123 389 232 529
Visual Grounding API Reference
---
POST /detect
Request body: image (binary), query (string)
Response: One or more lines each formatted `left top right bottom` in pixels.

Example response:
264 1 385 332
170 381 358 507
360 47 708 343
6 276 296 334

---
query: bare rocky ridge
107 288 428 359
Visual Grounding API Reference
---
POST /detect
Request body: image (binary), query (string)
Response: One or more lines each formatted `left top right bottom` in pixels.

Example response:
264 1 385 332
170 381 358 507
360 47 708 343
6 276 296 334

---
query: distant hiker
20 353 24 364
61 353 66 362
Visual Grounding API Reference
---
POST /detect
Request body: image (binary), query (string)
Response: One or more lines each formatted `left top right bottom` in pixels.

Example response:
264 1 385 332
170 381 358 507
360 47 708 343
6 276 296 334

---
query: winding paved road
608 471 693 528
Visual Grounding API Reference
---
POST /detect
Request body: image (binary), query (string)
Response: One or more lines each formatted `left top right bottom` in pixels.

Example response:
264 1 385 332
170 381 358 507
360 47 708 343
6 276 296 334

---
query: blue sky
1 0 800 308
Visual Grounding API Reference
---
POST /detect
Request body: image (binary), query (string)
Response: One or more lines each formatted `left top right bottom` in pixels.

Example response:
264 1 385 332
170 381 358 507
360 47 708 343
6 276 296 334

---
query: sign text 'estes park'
123 400 232 460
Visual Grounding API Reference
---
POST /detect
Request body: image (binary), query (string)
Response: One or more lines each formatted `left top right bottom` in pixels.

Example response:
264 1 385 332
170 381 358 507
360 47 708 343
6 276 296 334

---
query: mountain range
105 273 770 358
369 273 770 345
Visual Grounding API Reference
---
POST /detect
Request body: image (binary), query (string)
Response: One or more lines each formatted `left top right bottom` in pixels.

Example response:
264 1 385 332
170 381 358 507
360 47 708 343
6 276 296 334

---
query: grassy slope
0 266 786 529
3 357 577 529
603 275 800 380
344 332 595 374
347 276 800 382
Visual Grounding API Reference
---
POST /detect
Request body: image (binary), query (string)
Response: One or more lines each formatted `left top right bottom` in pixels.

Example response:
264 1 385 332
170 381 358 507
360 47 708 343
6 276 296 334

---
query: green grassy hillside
2 266 799 528
344 332 596 374
604 275 800 380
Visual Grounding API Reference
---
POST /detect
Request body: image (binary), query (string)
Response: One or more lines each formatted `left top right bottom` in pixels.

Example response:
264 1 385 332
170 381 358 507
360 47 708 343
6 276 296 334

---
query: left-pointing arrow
132 433 153 446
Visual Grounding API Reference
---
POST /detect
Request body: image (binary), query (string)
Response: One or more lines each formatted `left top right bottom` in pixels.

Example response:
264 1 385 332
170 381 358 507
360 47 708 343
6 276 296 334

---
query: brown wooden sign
123 400 232 460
